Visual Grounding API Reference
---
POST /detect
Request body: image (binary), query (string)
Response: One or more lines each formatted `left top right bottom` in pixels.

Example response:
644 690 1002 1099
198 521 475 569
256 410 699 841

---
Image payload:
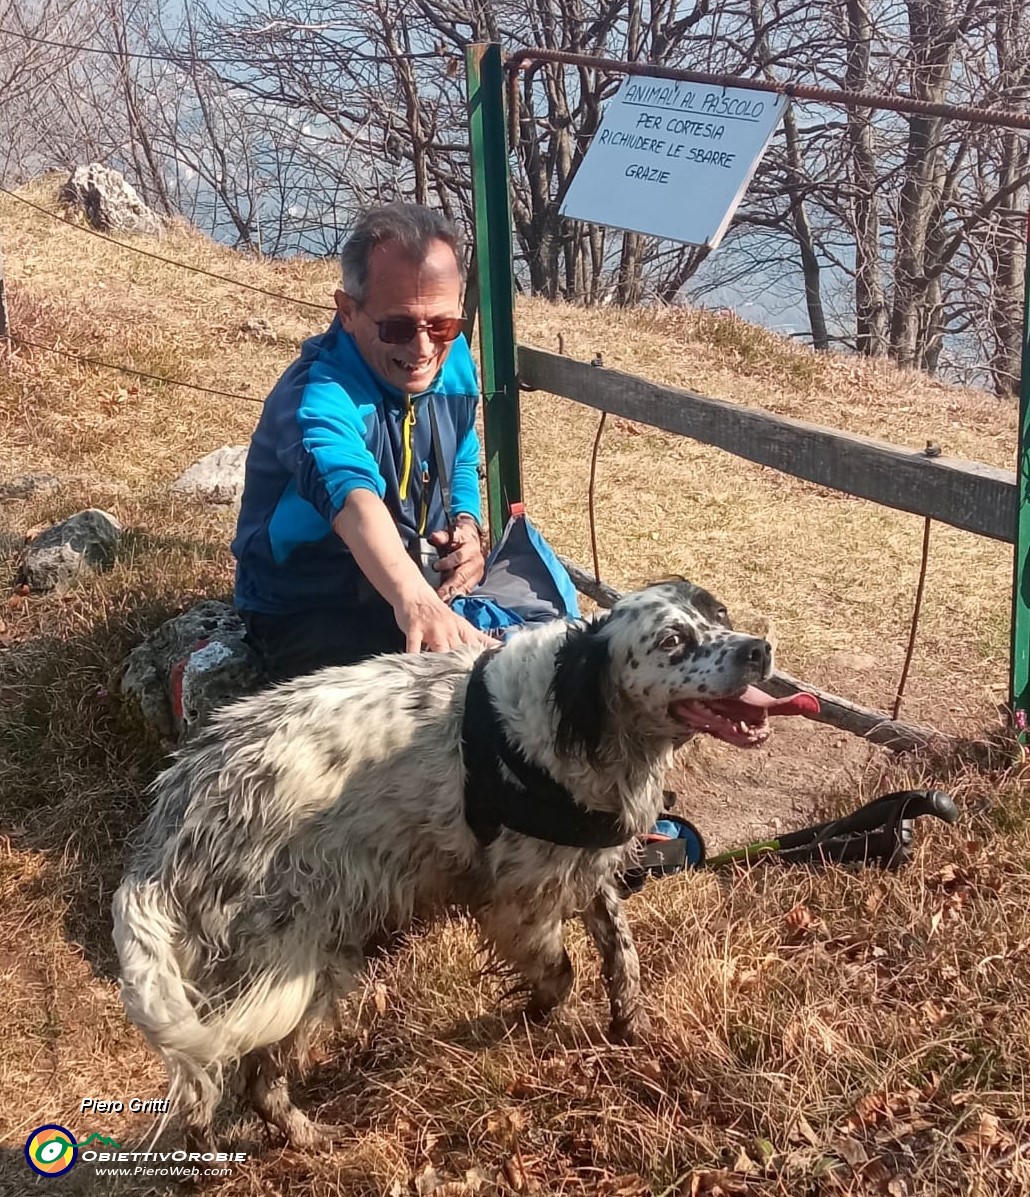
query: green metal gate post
466 42 522 544
1011 211 1030 734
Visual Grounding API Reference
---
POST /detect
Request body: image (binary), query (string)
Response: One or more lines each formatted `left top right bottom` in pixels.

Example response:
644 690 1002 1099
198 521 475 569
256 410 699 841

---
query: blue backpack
450 505 580 636
424 398 578 635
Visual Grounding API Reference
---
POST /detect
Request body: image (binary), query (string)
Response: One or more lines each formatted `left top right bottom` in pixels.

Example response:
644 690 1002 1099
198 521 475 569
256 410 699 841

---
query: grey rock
18 508 122 591
118 601 265 740
60 164 163 237
0 473 62 501
239 316 276 342
171 445 249 506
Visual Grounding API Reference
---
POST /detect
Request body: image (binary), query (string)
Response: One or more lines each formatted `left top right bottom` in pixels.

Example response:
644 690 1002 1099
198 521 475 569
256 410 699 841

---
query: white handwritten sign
560 75 787 248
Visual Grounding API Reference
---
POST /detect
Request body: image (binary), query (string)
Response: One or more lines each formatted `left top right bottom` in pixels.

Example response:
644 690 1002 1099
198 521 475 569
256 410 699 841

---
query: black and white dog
113 581 788 1150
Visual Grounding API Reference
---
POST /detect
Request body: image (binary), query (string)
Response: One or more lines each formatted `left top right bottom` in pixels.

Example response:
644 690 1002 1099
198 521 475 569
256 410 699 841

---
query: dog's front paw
287 1118 348 1152
523 997 558 1024
610 1008 652 1044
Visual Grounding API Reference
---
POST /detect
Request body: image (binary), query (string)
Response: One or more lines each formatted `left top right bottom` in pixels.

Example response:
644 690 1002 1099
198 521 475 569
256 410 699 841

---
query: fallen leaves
833 1137 869 1168
499 1153 541 1194
846 1087 924 1134
681 1169 750 1196
915 999 947 1028
99 383 139 416
782 1012 841 1058
956 1111 1016 1155
506 1053 599 1101
595 1176 650 1197
784 903 828 939
410 1159 541 1196
637 1056 664 1083
411 1166 483 1197
928 862 973 894
789 1113 821 1147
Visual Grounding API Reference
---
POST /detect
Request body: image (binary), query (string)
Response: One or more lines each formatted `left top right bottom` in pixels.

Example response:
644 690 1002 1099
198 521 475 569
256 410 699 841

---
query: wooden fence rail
519 346 1016 544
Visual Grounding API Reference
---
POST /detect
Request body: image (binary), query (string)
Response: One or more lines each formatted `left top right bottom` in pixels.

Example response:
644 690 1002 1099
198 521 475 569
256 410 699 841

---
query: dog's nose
735 637 772 674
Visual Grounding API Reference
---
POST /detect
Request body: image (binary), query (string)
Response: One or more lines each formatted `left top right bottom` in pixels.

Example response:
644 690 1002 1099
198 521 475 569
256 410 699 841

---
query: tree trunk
110 1 174 216
845 0 888 356
783 107 829 350
588 225 606 305
749 0 827 348
613 0 646 308
616 232 645 306
889 0 963 368
655 244 710 304
392 12 429 205
889 109 940 368
986 1 1030 397
986 166 1027 399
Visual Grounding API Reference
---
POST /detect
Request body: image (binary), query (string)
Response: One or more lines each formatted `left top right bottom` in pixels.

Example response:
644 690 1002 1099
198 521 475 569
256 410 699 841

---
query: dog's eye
659 630 694 651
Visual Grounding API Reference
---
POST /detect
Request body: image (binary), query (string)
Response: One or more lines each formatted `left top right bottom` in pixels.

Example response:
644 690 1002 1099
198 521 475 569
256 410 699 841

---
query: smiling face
335 237 464 396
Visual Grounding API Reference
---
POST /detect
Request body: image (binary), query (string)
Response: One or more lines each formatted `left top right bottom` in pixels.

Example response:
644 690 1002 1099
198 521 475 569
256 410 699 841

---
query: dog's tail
112 878 318 1110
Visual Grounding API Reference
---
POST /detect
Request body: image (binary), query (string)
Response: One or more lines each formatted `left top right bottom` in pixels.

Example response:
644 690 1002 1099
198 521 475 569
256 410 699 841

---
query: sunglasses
360 308 465 345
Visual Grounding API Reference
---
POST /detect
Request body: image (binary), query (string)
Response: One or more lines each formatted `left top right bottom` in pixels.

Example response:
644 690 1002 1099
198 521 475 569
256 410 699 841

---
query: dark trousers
241 604 406 683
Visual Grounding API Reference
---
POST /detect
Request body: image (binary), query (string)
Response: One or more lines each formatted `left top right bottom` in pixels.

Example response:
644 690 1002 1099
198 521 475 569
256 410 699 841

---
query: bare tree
2 0 1027 393
192 0 745 302
976 0 1030 397
0 0 108 177
843 0 888 356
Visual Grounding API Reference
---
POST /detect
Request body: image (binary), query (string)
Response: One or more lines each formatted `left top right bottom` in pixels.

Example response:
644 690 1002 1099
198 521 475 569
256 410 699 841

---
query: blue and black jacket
232 317 482 615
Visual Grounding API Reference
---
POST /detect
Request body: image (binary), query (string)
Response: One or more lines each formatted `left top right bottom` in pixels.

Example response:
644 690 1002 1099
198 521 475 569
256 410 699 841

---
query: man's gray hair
340 202 465 303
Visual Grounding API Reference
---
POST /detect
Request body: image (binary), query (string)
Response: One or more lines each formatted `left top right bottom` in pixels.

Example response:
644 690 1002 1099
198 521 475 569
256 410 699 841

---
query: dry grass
515 304 1014 731
0 179 1028 1196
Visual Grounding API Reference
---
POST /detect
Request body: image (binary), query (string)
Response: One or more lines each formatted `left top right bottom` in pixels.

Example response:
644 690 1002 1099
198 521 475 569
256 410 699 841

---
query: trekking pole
704 789 958 871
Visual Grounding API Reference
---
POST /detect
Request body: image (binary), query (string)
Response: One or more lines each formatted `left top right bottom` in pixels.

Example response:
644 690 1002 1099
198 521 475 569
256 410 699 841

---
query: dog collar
461 652 631 849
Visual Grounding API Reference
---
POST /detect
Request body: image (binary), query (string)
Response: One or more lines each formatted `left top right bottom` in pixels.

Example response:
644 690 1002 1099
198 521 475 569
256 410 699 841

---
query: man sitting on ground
233 202 494 681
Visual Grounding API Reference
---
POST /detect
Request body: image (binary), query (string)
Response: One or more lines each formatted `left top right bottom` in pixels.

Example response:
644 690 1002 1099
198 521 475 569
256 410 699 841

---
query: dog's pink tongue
710 687 821 719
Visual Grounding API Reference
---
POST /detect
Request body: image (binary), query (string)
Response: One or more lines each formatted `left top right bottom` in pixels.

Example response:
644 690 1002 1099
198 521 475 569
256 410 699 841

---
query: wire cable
6 334 264 403
892 516 932 720
0 186 335 312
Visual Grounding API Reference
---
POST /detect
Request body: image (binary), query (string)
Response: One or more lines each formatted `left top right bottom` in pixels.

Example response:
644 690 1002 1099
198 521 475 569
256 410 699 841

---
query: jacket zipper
399 397 417 500
418 461 430 534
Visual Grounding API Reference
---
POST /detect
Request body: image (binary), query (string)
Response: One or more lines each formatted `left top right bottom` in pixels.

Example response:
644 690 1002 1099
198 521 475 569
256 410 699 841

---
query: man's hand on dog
335 493 490 654
395 584 494 653
430 518 485 603
394 522 489 653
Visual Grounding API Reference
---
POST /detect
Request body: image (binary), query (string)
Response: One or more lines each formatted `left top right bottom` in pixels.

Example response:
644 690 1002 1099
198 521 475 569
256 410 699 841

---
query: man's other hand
430 520 485 603
334 492 491 654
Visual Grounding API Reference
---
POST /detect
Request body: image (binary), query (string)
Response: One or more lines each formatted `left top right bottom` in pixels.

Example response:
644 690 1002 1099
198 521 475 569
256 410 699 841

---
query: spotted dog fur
112 581 772 1150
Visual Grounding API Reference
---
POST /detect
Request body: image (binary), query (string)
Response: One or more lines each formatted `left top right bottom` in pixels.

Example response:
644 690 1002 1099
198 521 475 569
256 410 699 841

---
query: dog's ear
550 616 612 764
